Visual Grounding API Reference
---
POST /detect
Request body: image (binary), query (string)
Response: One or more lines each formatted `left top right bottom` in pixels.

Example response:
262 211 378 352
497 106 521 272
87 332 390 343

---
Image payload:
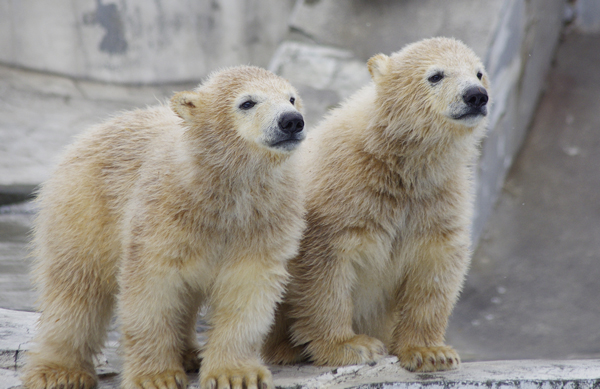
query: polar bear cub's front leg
200 257 289 389
118 244 196 389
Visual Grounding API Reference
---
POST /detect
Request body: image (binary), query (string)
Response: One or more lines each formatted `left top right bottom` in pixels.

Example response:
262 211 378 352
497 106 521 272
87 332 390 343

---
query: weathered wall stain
83 0 128 54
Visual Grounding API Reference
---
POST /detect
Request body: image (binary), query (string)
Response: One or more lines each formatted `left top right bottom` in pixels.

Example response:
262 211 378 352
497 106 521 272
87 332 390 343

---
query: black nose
463 86 489 108
278 112 304 134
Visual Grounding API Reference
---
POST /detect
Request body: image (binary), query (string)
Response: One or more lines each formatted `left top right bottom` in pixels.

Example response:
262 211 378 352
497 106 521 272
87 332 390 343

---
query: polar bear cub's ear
367 54 391 83
171 91 203 123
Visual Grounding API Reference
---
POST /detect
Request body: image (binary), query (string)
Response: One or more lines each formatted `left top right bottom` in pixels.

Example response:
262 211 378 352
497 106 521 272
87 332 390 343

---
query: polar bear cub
263 37 490 372
23 66 306 389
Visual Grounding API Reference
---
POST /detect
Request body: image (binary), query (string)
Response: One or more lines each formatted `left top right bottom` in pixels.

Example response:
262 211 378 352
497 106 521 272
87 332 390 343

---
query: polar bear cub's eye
239 100 256 110
290 97 295 105
477 71 483 80
428 72 444 84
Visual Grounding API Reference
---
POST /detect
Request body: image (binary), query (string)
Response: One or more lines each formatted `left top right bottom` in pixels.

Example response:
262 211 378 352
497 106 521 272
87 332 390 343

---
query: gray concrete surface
0 203 35 312
0 64 197 189
575 0 600 32
0 0 295 84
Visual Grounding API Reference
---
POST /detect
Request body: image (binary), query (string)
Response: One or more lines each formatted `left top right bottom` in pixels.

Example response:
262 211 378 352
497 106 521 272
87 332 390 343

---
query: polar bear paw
22 365 97 389
124 369 188 389
396 345 460 372
308 334 387 366
200 363 273 389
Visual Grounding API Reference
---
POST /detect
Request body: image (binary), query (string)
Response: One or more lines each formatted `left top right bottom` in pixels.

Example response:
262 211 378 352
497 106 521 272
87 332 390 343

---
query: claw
397 346 460 372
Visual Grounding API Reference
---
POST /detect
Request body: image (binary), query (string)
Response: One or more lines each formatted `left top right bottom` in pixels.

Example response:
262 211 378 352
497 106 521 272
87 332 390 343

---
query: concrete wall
475 0 565 240
574 0 600 32
0 0 295 84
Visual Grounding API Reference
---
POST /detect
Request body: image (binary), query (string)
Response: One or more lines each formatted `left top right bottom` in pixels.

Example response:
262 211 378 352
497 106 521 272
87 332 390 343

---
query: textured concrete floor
1 30 599 387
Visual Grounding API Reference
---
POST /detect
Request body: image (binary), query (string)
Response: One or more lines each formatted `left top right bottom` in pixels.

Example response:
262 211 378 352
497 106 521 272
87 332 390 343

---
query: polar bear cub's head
171 66 305 153
368 37 490 133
